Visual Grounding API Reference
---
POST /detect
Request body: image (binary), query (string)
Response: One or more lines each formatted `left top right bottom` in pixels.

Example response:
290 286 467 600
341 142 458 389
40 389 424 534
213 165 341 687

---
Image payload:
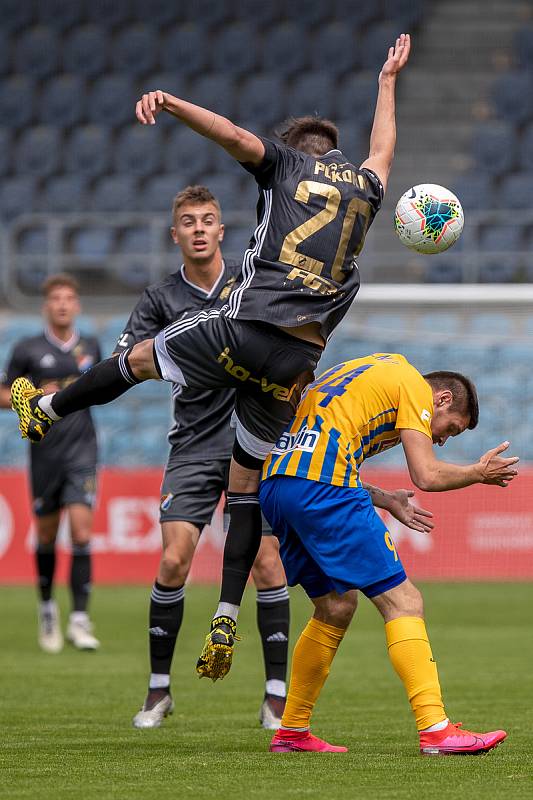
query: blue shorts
259 475 406 599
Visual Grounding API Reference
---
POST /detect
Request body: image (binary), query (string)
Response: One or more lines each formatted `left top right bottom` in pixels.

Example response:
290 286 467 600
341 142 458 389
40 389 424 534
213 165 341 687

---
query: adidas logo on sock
149 626 168 637
266 632 288 643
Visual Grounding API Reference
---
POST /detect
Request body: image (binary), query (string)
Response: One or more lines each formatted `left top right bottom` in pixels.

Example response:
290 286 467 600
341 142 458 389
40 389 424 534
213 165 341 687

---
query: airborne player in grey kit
0 274 101 653
116 186 290 729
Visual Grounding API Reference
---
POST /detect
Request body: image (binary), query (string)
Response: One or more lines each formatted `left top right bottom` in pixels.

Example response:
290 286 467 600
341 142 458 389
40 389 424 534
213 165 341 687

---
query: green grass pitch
1 583 532 800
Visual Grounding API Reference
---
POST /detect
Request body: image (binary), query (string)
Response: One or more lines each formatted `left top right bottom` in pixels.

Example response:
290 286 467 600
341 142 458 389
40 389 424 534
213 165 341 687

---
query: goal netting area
316 283 533 582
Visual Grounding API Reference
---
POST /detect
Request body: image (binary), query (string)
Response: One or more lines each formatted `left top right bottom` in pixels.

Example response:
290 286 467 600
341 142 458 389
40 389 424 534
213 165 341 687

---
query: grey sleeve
113 290 164 354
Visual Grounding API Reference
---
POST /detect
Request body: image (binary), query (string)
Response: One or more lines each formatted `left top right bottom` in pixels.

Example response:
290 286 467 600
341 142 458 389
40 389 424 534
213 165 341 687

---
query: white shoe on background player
259 694 286 730
38 600 63 654
66 613 100 650
133 689 174 729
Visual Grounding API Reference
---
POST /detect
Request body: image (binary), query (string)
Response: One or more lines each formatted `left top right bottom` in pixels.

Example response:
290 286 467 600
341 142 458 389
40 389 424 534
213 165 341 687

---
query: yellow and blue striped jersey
262 353 434 488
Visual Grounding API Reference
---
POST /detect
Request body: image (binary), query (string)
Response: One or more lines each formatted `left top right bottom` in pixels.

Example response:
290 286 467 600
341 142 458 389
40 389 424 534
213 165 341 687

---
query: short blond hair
42 273 80 297
172 185 221 225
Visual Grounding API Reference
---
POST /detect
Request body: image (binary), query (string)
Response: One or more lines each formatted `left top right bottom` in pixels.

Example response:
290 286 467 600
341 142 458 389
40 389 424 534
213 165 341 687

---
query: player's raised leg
370 578 507 755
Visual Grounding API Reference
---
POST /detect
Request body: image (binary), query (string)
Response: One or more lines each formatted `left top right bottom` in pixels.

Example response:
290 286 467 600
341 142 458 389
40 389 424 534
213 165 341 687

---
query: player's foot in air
132 689 174 729
10 377 54 442
38 601 63 654
270 729 348 753
259 693 286 730
419 721 507 755
196 616 237 681
66 614 100 651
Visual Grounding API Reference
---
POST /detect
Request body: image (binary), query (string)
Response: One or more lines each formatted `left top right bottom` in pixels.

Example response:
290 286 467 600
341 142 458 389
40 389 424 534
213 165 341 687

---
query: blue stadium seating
514 25 533 68
222 227 251 260
417 312 463 335
336 122 364 160
120 227 152 254
195 173 242 211
63 25 110 78
283 0 329 26
519 122 533 171
192 74 236 118
360 23 399 71
161 25 209 76
479 225 523 252
334 0 380 26
499 172 533 210
0 0 33 32
17 228 48 255
239 0 280 25
335 73 378 128
236 73 286 126
112 24 158 76
65 126 111 176
466 312 514 337
14 26 60 79
0 29 9 75
88 75 137 127
114 126 162 176
39 75 86 127
261 24 307 75
132 0 177 27
37 0 84 31
141 175 188 213
15 126 62 177
182 0 231 27
472 122 517 176
71 227 115 262
478 257 520 283
0 177 37 218
311 24 360 76
166 128 212 178
424 256 464 284
286 73 336 119
41 175 88 212
453 173 495 211
86 0 131 29
0 128 11 175
383 0 424 28
211 23 257 76
0 76 35 128
90 175 140 212
116 260 153 290
491 72 533 125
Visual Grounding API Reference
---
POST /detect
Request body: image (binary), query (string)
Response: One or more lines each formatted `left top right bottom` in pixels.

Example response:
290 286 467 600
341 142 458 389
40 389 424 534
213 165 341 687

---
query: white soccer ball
394 183 464 254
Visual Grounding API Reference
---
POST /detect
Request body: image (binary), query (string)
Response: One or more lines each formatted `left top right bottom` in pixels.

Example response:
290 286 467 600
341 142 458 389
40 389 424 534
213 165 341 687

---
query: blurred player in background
0 275 101 653
259 355 517 754
11 36 411 680
114 186 290 729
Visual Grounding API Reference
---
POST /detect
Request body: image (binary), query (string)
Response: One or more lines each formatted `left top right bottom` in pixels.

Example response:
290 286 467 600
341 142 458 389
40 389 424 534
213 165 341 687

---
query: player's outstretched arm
360 32 411 192
364 483 434 533
401 429 519 492
135 90 265 165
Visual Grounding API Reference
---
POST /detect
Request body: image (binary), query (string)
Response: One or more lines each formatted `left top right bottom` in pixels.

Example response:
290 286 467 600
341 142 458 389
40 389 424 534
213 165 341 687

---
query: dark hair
42 273 80 297
277 115 339 156
172 185 221 224
423 371 479 430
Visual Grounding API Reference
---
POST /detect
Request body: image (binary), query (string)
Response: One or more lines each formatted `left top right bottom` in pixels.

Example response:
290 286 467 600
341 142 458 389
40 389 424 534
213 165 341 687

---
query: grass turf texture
1 583 532 800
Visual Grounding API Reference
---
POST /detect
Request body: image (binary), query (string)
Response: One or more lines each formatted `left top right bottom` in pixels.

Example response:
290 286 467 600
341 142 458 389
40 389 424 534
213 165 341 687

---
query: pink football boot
270 729 348 753
419 722 507 755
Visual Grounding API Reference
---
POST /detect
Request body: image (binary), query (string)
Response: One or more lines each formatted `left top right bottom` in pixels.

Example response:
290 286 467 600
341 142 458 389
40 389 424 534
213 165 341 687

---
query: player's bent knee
159 548 193 584
313 590 358 629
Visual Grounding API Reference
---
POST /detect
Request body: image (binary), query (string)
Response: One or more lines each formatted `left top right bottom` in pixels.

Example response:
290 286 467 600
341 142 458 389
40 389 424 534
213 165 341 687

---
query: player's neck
182 253 224 293
47 324 76 344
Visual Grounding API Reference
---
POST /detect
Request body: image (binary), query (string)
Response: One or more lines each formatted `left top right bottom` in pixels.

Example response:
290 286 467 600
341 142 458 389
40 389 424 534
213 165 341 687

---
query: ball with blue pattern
394 184 464 254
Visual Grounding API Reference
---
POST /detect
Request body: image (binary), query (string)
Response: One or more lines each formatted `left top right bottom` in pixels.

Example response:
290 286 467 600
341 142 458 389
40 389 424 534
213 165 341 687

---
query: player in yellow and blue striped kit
260 353 518 755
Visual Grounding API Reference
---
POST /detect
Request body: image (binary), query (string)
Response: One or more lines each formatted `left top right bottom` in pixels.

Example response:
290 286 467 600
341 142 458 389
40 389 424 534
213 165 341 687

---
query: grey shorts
160 455 272 534
31 461 97 517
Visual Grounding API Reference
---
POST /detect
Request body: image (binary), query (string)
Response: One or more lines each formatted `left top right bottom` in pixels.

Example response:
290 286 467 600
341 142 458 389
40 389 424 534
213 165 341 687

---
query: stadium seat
261 24 308 75
466 312 514 337
424 256 464 283
0 128 11 175
15 127 61 177
491 72 533 125
37 0 84 30
519 122 533 171
0 177 37 218
86 0 131 28
166 127 213 179
286 73 336 119
236 73 286 126
479 225 523 252
471 122 516 177
88 75 137 127
63 25 110 78
310 24 360 76
333 0 380 27
115 260 152 290
452 172 495 211
478 257 520 283
14 26 59 79
192 74 236 118
16 227 48 255
132 0 177 27
382 0 424 28
211 23 257 77
195 173 242 211
90 176 140 212
41 175 88 213
182 0 231 27
335 73 378 129
70 227 115 263
239 0 280 26
0 76 34 128
120 227 152 255
39 75 86 127
140 175 188 213
161 25 209 76
336 122 364 159
113 126 162 176
0 29 9 76
360 23 400 71
499 172 533 210
514 25 533 68
0 0 33 32
221 227 250 260
112 24 158 76
417 312 463 336
283 0 329 25
65 126 111 176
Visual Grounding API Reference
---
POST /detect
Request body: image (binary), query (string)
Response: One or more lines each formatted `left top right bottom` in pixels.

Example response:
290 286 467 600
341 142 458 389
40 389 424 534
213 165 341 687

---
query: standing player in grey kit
116 186 290 729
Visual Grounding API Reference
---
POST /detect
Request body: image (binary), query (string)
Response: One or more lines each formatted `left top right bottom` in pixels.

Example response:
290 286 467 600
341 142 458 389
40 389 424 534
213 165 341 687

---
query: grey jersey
231 137 383 339
2 331 100 466
115 261 240 460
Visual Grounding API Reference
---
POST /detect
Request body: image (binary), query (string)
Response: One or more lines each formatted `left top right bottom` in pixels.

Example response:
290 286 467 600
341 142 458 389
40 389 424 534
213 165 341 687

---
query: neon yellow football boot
11 377 54 442
196 616 237 681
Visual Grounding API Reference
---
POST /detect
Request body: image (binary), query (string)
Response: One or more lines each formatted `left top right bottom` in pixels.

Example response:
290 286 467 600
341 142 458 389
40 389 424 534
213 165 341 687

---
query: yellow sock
281 617 345 730
385 616 447 731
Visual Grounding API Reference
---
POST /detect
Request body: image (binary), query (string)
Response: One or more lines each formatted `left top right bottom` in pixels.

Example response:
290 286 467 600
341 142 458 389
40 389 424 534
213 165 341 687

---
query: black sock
36 543 55 602
149 581 185 681
256 585 290 684
50 350 141 418
70 543 92 613
219 493 262 606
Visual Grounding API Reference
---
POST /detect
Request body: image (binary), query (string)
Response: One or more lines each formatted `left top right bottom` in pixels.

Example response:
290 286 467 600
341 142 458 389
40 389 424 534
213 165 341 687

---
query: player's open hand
136 90 165 125
387 488 434 534
380 33 411 80
478 441 519 487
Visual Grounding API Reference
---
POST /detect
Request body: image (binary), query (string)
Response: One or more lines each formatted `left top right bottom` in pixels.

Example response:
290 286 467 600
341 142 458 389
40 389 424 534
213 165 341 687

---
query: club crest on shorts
160 493 174 512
